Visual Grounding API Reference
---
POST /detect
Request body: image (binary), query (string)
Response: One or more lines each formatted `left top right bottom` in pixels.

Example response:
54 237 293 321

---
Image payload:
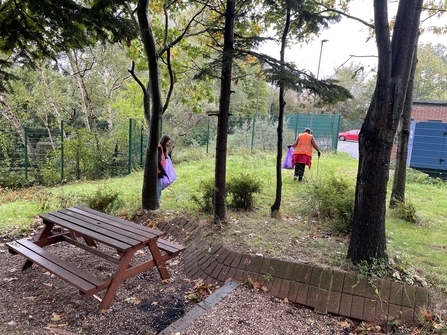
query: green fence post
61 121 64 181
206 118 210 154
128 118 133 174
24 127 28 181
333 114 341 152
251 113 256 152
140 126 144 168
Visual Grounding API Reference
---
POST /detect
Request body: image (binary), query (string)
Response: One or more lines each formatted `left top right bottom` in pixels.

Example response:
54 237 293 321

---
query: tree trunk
67 51 91 132
271 7 290 215
138 0 163 210
347 0 423 263
213 0 235 223
390 37 419 208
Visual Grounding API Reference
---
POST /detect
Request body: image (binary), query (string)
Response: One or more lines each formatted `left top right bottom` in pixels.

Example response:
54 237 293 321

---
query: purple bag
162 157 177 189
281 147 294 169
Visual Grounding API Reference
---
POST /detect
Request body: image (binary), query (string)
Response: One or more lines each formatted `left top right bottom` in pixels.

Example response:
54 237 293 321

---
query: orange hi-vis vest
157 144 166 174
294 133 314 157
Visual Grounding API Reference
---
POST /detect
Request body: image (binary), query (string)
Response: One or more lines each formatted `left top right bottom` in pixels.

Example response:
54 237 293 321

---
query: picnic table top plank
72 205 165 236
53 210 154 244
40 213 133 251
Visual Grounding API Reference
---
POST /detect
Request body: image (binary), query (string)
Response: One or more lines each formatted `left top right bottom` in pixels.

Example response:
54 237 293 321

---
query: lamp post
309 39 328 130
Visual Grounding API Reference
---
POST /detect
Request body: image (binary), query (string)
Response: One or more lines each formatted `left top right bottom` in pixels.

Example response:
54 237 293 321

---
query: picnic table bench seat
7 238 107 296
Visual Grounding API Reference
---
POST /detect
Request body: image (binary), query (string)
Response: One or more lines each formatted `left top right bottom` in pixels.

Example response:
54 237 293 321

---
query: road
337 140 359 159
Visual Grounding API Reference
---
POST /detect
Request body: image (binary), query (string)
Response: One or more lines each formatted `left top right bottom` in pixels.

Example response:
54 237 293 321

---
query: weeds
306 173 355 234
391 198 420 224
82 187 124 214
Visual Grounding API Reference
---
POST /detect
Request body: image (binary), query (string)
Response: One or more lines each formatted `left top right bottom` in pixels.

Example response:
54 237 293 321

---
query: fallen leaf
3 277 18 282
50 313 62 322
338 320 351 328
125 297 141 305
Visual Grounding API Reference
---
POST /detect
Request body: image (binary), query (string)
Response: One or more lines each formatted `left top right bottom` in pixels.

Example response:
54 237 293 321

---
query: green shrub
391 199 420 224
191 179 217 214
227 174 262 210
307 173 355 234
82 187 124 214
191 174 262 213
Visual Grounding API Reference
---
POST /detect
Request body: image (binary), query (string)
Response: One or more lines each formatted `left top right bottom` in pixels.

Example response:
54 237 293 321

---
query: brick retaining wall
156 217 429 326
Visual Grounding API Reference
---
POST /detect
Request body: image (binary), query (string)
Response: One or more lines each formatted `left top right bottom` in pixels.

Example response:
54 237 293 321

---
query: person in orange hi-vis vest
287 128 321 182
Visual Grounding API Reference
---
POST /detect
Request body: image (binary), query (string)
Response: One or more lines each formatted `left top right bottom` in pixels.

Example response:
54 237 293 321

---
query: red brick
375 300 389 324
233 269 245 282
216 248 231 264
402 285 416 308
401 307 415 325
339 293 353 317
223 251 238 266
211 263 224 280
226 267 237 281
353 276 367 297
388 304 402 322
217 265 230 282
230 253 243 268
269 277 283 297
278 280 291 300
314 288 330 314
343 273 356 294
306 285 318 308
288 281 300 303
259 258 272 275
350 296 364 320
390 282 403 305
362 298 376 322
327 291 341 314
295 283 309 305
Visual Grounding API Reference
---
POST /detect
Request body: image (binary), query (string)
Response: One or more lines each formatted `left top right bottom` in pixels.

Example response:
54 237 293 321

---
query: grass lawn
1 149 446 294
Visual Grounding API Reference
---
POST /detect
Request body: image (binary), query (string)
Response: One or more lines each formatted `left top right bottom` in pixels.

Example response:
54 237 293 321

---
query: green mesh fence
0 113 343 187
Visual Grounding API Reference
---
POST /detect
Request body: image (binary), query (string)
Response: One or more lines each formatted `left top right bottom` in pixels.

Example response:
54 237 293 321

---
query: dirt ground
0 233 198 335
0 214 433 335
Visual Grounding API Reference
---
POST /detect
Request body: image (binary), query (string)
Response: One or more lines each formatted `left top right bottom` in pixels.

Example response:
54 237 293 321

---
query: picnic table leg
147 239 170 280
23 221 55 270
99 250 134 311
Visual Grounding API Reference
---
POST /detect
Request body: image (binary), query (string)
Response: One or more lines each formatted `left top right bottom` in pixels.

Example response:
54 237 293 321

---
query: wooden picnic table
7 205 185 311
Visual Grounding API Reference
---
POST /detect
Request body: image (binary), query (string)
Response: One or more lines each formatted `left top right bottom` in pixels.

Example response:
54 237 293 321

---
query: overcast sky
258 0 447 79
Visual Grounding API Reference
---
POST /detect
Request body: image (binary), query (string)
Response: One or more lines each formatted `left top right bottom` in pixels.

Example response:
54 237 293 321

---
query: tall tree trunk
347 0 422 263
213 0 235 223
389 37 419 208
67 51 91 132
138 0 163 210
271 7 290 215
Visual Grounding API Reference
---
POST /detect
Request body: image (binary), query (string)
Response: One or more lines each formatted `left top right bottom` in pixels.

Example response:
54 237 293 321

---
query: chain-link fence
1 113 342 187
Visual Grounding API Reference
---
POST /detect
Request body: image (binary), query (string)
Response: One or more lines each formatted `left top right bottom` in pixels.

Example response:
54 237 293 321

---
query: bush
82 187 125 214
391 198 420 224
307 173 355 234
227 174 262 210
190 179 217 214
191 174 262 213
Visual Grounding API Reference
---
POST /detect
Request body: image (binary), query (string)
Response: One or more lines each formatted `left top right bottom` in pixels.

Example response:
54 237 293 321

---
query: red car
338 129 360 141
